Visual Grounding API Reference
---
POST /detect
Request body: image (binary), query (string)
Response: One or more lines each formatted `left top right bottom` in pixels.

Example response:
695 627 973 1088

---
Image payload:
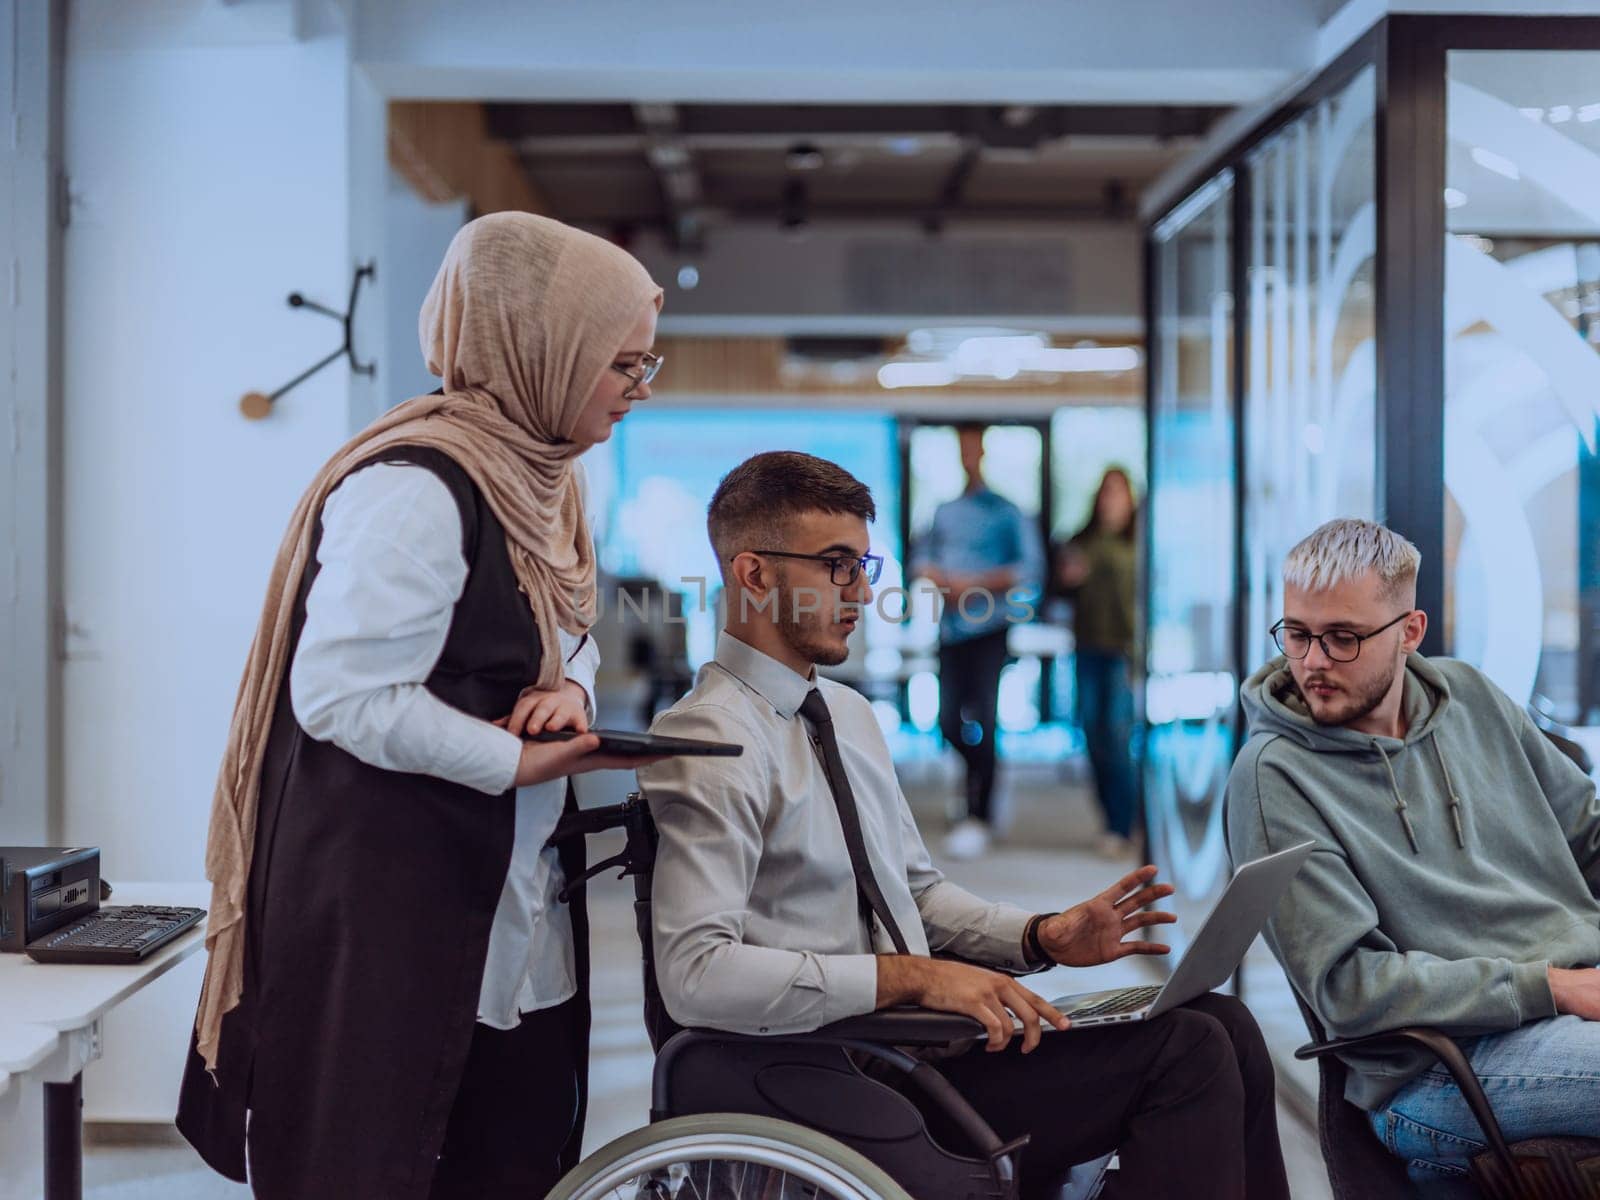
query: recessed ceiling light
1025 346 1141 373
676 265 700 290
953 334 1046 380
878 361 957 389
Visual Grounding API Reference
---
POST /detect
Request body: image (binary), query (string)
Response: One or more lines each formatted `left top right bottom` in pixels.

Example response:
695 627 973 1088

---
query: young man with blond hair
1227 517 1600 1190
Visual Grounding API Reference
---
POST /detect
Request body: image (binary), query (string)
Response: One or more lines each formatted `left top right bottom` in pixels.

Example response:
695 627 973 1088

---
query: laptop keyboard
1070 984 1164 1018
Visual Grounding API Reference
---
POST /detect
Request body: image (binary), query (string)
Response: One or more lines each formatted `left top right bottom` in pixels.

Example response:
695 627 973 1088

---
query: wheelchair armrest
811 1006 988 1047
1294 1025 1517 1177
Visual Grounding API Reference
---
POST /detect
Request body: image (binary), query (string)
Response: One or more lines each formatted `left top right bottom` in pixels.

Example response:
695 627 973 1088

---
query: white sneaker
1095 832 1136 860
942 819 991 860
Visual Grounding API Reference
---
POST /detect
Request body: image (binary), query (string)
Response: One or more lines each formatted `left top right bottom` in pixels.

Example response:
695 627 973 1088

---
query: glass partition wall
1244 66 1378 667
1443 48 1600 751
1143 15 1600 1112
1147 174 1237 945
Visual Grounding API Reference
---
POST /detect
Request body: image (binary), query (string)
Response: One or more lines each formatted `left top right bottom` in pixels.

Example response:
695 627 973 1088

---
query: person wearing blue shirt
913 423 1045 859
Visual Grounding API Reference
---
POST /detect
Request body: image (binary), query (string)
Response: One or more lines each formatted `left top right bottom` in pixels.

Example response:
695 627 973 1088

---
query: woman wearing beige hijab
176 213 664 1200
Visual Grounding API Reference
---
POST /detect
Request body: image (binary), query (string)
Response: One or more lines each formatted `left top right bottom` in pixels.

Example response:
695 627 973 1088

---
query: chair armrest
1295 1030 1404 1060
667 1007 986 1050
811 1007 987 1046
1294 1026 1517 1176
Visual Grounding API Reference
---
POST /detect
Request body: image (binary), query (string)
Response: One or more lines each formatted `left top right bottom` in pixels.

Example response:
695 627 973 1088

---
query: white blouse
289 461 596 1026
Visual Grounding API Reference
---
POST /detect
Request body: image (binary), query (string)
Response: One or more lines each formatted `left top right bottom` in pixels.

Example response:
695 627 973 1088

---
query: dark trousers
938 628 1010 825
428 995 587 1200
935 993 1290 1200
1075 649 1140 839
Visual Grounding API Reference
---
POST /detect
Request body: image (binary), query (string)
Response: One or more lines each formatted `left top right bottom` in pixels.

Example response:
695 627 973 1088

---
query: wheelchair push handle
548 793 657 903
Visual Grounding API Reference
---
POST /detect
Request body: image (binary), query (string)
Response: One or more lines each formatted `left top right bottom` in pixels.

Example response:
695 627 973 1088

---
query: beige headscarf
194 213 663 1071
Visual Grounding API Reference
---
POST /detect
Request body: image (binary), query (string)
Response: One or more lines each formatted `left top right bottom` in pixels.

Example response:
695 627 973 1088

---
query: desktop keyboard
1069 984 1164 1018
24 905 205 965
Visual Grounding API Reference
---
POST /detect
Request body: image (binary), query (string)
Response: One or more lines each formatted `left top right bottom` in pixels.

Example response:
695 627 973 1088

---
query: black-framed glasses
610 351 663 399
1271 611 1411 663
751 550 884 586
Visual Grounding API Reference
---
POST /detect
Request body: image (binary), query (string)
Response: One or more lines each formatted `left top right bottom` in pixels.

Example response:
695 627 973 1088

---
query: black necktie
798 688 911 955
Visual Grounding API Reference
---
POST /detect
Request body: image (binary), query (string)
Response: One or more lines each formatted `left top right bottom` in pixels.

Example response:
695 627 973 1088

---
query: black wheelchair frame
550 791 1047 1200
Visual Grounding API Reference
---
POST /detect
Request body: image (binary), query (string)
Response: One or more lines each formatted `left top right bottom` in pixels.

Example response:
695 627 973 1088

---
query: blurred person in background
1055 468 1141 859
914 423 1045 860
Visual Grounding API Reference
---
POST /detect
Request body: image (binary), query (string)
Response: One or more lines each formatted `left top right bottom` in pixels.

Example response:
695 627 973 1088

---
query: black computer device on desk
0 846 205 964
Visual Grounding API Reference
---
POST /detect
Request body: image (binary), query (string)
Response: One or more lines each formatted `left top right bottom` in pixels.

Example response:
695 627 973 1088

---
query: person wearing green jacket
1225 518 1600 1193
1055 468 1140 859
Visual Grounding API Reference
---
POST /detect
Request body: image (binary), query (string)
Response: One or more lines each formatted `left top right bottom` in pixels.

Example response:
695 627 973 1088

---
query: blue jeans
1368 1005 1600 1195
1074 650 1138 838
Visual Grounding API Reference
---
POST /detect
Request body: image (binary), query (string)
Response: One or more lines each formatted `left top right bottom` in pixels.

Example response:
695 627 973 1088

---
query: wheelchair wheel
548 1112 914 1200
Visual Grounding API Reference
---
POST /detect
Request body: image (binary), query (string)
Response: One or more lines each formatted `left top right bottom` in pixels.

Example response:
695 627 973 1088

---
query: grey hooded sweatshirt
1226 653 1600 1110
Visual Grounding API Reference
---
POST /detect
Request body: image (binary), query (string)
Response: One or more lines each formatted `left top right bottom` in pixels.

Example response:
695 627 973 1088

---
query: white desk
0 1024 61 1082
0 1025 64 1200
0 883 208 1200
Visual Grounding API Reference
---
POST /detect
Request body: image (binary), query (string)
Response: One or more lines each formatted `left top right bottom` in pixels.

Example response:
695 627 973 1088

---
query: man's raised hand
1037 864 1177 968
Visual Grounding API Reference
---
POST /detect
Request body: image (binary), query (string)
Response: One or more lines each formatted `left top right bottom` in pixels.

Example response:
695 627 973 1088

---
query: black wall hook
240 261 377 419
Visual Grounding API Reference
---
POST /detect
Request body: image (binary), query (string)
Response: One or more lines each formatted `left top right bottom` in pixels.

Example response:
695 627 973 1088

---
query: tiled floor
76 764 1334 1199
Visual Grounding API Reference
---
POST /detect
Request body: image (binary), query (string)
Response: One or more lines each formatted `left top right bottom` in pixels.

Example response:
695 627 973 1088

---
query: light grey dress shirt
638 631 1036 1037
289 461 596 1028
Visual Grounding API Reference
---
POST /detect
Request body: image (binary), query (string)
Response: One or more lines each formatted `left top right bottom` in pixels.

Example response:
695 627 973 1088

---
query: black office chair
1291 991 1600 1199
1527 705 1594 776
1289 992 1413 1199
552 792 1112 1200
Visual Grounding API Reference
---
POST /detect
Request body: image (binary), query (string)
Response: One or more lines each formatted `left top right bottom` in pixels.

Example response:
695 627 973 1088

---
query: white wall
382 172 467 400
61 0 354 1119
1 0 64 848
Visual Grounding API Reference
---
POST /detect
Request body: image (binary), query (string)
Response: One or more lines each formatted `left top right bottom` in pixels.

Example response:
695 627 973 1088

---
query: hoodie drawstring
1372 741 1420 854
1430 733 1468 849
1370 735 1467 854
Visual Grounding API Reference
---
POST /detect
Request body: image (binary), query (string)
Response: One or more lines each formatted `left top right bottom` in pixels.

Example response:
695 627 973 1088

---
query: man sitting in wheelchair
638 451 1290 1200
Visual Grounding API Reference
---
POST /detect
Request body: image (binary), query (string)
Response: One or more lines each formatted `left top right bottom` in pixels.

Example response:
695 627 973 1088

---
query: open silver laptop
1049 840 1314 1030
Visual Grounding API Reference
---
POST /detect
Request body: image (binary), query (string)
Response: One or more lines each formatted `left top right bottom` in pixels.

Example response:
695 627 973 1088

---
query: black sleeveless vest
177 445 590 1199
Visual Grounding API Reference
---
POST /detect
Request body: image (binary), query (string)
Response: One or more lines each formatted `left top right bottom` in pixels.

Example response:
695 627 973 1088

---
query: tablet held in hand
528 729 744 757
